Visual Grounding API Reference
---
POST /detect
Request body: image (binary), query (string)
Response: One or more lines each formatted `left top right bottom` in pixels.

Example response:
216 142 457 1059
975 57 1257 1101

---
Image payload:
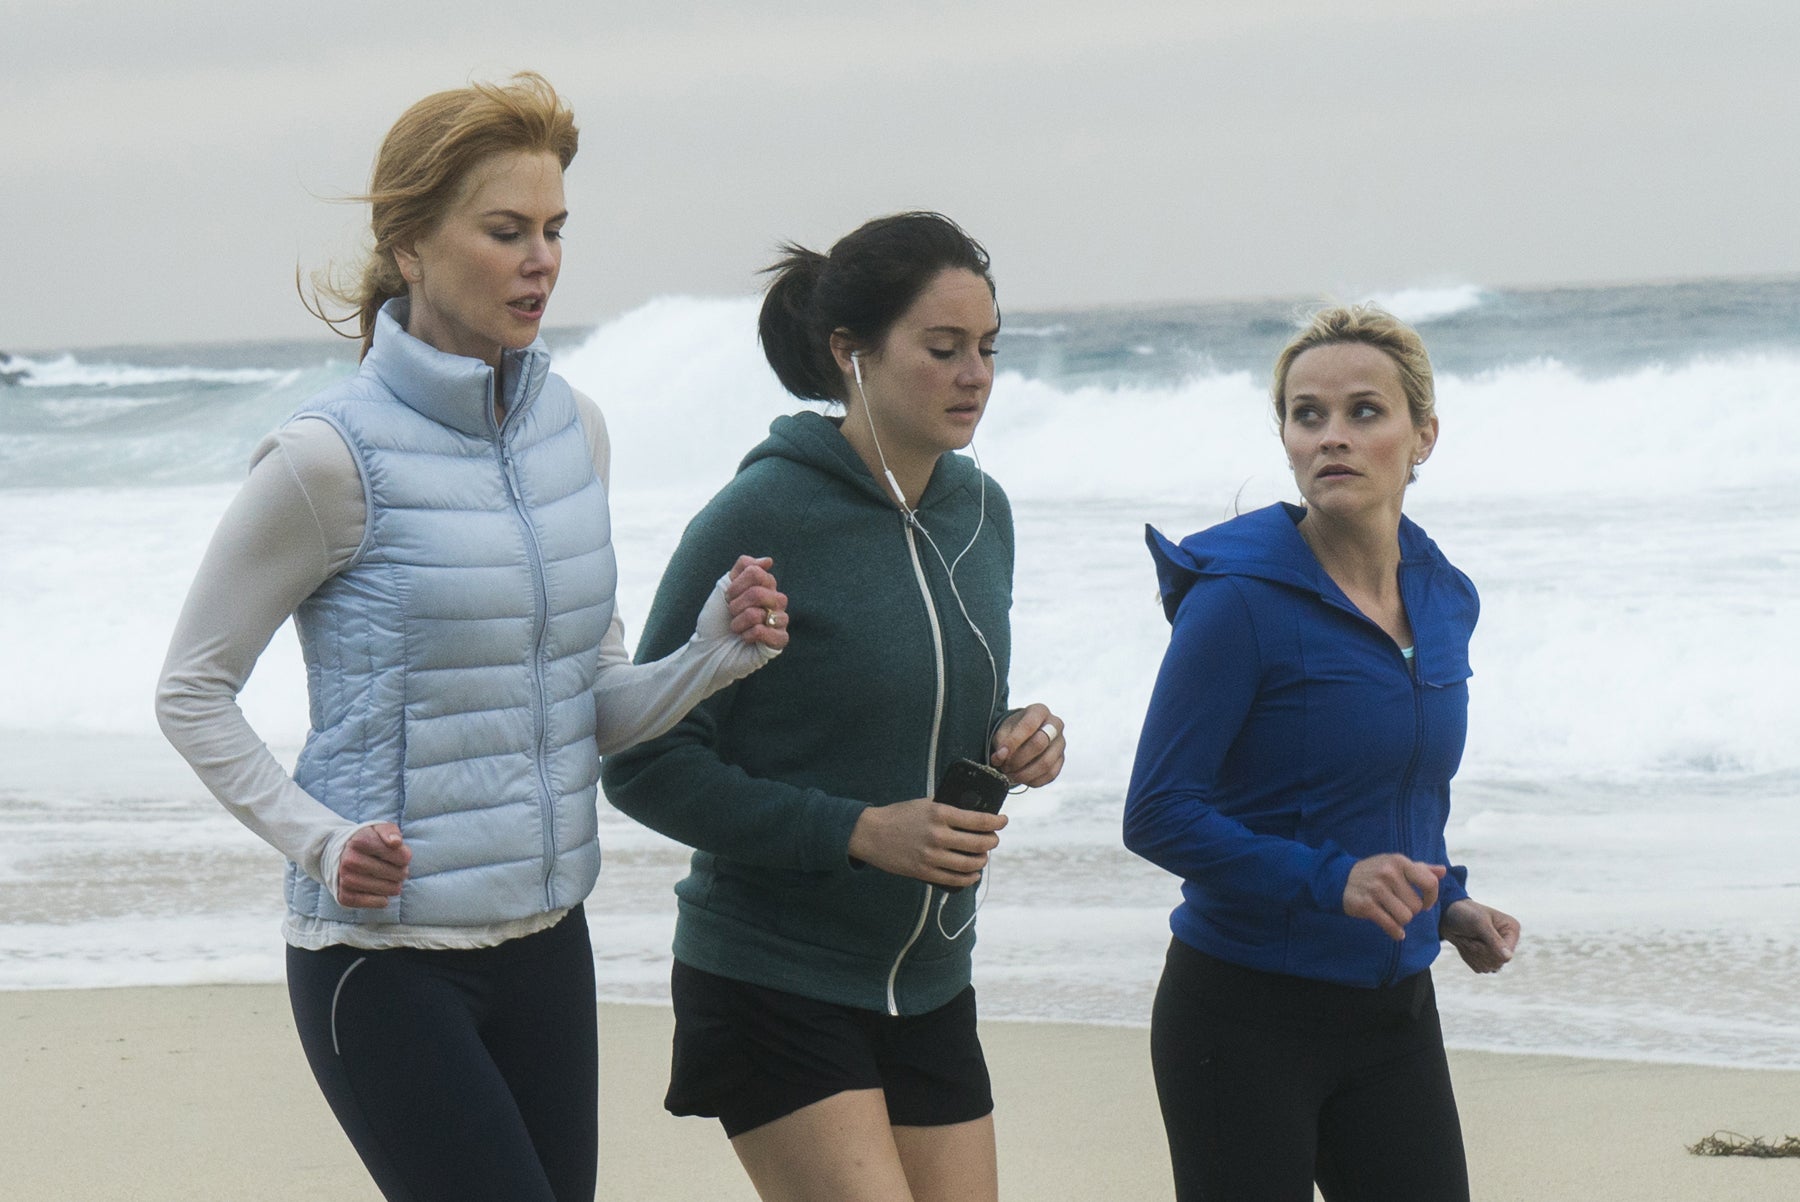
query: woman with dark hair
155 73 786 1201
603 211 1065 1202
1123 304 1520 1201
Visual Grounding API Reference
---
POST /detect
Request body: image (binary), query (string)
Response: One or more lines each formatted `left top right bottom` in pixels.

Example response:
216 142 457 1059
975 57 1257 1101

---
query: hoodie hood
738 410 983 512
1148 502 1457 617
1148 503 1321 617
1147 502 1476 688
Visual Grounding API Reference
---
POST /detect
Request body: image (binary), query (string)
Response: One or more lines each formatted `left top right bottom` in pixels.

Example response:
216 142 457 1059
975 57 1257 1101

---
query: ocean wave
543 295 1800 504
1364 284 1487 323
552 296 793 497
12 354 297 389
973 353 1800 504
0 363 343 488
8 291 1794 508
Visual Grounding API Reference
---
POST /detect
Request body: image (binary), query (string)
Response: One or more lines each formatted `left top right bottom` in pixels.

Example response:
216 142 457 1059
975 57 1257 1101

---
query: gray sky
7 0 1797 350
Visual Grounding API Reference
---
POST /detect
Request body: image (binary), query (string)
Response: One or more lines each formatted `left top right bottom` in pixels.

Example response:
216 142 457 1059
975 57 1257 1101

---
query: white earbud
847 350 908 510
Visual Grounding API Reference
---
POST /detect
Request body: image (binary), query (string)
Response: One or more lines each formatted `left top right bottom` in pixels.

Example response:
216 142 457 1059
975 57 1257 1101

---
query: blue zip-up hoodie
1123 502 1476 988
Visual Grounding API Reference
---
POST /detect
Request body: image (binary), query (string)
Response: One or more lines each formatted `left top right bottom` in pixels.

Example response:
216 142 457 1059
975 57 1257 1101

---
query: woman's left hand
1440 898 1520 973
724 555 789 651
990 703 1066 788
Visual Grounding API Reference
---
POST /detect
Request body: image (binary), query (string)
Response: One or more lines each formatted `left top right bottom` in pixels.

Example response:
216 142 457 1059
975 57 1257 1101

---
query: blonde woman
1124 305 1519 1201
156 74 786 1200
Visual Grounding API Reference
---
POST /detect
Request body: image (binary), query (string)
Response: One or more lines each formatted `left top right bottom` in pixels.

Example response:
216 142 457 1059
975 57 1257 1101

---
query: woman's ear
392 243 421 286
1414 414 1440 465
828 329 860 376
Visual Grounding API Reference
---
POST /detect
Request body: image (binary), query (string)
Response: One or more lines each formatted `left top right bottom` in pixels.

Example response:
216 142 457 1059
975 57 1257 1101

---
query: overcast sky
7 0 1797 350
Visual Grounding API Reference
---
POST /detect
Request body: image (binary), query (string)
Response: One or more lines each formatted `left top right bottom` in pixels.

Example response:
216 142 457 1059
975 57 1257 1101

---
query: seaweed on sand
1687 1131 1800 1158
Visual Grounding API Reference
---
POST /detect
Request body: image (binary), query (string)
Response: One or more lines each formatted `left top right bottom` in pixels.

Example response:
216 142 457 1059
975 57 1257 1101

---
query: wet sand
3 986 1797 1200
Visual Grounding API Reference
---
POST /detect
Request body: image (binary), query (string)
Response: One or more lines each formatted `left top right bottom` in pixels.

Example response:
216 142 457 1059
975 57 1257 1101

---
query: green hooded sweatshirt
602 411 1014 1016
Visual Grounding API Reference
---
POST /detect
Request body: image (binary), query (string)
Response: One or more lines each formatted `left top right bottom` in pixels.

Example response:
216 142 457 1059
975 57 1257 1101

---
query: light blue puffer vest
286 300 616 927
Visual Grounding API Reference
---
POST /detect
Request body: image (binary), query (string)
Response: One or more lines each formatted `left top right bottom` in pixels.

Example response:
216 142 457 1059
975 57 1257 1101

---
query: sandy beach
3 986 1797 1200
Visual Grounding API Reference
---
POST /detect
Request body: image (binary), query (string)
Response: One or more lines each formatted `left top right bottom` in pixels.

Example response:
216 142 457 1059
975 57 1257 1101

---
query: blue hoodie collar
361 298 552 441
1147 502 1449 623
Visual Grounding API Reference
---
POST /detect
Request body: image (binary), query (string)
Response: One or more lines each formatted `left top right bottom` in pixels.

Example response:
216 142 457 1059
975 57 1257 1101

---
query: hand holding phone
846 764 1007 890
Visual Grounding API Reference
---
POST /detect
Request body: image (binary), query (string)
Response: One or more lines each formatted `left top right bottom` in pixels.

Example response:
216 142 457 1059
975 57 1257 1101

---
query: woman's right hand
723 555 789 652
1342 853 1446 940
336 822 412 908
846 799 1006 888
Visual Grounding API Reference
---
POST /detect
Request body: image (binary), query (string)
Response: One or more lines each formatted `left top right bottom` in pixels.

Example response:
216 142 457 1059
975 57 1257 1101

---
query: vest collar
363 297 553 440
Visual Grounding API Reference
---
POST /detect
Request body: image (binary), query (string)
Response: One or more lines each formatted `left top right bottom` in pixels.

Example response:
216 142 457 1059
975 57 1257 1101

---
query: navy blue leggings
287 907 598 1202
1150 938 1470 1202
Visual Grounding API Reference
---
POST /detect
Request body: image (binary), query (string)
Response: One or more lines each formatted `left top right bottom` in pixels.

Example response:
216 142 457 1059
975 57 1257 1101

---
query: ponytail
758 244 839 401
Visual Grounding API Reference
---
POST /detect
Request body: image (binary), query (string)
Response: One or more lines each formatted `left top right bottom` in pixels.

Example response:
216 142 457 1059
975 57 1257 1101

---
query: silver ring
1040 722 1060 743
763 609 781 628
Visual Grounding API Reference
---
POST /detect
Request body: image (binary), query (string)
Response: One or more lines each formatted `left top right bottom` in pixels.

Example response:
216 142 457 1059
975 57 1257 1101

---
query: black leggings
1150 937 1469 1202
287 906 598 1202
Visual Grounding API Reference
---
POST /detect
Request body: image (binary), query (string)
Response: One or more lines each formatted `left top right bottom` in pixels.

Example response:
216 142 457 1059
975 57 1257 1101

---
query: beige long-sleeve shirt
156 392 771 950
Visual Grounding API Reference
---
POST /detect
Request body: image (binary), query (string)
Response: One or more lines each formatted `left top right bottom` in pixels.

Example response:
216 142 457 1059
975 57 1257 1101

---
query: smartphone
935 758 1010 815
935 759 1008 894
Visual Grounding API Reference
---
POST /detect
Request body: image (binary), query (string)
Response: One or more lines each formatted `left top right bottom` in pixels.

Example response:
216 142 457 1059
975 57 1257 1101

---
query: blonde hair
1271 303 1437 429
307 72 578 358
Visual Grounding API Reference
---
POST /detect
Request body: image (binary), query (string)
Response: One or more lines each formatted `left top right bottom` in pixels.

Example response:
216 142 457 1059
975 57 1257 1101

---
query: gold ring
764 609 781 628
